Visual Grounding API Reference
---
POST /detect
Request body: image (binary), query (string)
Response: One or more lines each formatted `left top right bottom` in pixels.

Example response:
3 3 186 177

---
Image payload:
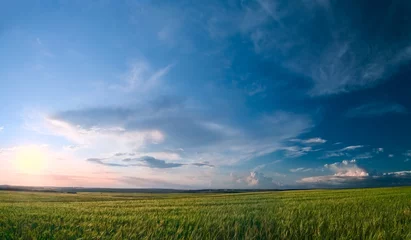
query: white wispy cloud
283 146 320 158
374 148 384 153
0 126 4 132
290 168 313 173
0 147 17 154
320 152 346 159
383 170 411 177
213 0 411 95
388 154 394 158
110 60 174 93
320 145 365 159
346 102 407 118
63 145 87 151
253 159 283 172
247 82 266 96
404 150 411 157
290 137 327 144
339 145 364 151
353 152 373 160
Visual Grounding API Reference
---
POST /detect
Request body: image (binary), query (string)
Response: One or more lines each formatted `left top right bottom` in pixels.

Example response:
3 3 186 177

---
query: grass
0 187 410 239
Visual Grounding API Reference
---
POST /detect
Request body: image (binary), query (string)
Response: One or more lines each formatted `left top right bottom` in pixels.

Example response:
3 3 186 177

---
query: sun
13 145 48 174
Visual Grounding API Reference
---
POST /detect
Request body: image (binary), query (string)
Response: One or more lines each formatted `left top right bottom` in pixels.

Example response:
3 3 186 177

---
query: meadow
0 187 410 239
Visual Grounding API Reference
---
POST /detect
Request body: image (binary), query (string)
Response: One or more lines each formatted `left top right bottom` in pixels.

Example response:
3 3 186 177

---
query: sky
1 0 411 189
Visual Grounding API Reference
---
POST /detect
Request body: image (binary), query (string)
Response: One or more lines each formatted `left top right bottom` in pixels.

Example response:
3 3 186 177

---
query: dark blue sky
1 0 410 188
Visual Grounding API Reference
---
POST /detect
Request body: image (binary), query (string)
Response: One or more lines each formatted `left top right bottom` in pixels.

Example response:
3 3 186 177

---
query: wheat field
1 187 410 239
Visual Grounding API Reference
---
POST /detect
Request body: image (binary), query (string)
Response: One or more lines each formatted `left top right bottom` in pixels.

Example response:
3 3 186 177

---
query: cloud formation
109 60 174 93
4 0 411 190
45 118 165 154
86 156 213 169
47 104 312 167
320 145 364 159
346 102 407 118
231 171 281 189
298 160 411 188
290 137 327 144
299 160 368 184
123 156 184 169
283 146 320 158
325 160 368 177
205 0 411 95
339 145 364 151
290 168 313 173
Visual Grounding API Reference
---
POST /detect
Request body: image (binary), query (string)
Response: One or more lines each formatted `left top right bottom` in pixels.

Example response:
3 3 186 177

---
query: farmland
0 187 410 239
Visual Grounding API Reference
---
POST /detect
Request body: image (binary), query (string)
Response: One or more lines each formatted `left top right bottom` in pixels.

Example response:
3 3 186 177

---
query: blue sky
1 0 411 189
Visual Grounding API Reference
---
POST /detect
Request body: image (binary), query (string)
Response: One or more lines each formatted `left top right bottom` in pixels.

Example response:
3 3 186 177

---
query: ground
1 187 410 239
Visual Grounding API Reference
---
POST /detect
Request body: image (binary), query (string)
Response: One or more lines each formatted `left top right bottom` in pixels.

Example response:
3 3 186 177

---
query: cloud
47 104 312 167
383 170 411 177
299 159 368 184
209 0 411 95
0 126 3 132
113 152 134 157
290 168 313 173
320 152 346 159
252 160 283 172
320 145 364 159
246 171 276 187
231 171 281 189
87 155 214 169
339 145 364 151
247 82 266 96
298 173 411 188
87 158 128 167
0 147 17 154
297 159 411 188
191 162 215 168
388 154 394 158
404 151 411 157
123 156 184 169
86 156 183 168
374 148 384 153
45 117 165 154
283 146 320 158
63 145 86 151
325 160 368 177
109 60 174 93
353 152 373 160
290 137 327 144
346 102 407 118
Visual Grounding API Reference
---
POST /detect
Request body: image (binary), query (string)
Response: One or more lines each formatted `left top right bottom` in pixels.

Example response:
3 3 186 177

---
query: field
0 187 410 239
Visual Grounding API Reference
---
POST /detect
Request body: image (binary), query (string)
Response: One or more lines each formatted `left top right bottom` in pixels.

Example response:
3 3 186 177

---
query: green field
1 187 410 239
